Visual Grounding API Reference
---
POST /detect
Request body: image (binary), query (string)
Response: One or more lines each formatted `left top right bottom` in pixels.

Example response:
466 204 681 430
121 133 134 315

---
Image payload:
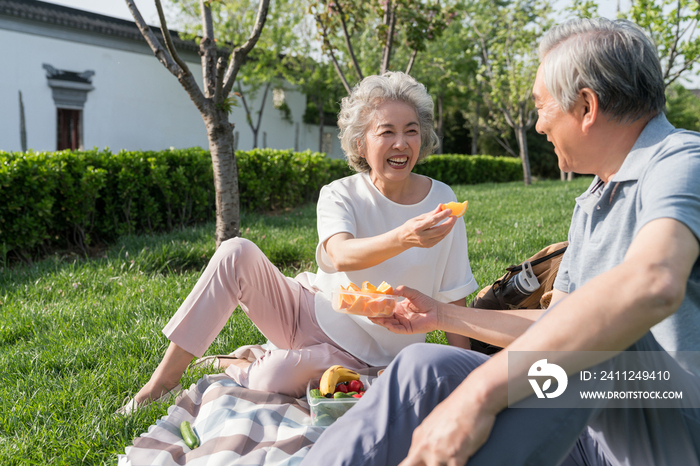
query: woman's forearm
324 206 457 272
324 230 408 271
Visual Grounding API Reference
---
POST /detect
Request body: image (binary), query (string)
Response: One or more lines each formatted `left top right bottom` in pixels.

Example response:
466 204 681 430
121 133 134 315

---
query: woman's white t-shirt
302 172 477 366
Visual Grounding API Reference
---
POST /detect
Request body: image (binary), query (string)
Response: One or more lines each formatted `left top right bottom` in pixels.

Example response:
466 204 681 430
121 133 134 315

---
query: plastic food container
306 375 376 427
330 290 403 317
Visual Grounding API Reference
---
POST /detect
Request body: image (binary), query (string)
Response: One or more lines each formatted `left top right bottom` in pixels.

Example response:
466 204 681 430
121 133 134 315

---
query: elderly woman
121 72 477 411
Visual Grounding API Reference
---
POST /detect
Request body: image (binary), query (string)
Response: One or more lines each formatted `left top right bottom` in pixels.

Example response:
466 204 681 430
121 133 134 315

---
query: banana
319 365 361 396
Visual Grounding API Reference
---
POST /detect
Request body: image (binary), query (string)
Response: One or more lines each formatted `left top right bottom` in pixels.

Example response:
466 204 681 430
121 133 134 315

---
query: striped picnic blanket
118 373 325 466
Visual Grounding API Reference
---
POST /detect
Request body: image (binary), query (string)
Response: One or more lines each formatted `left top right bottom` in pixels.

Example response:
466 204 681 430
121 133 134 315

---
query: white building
0 0 343 157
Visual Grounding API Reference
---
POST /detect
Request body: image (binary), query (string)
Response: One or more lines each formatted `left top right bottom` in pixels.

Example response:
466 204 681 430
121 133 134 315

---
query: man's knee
391 343 488 384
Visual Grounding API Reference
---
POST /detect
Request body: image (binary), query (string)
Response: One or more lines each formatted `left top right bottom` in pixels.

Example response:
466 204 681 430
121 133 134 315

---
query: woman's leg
134 237 318 403
228 343 368 397
133 342 194 404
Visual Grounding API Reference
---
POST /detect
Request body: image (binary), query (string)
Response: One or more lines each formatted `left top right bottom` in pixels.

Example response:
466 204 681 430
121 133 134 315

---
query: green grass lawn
0 177 591 465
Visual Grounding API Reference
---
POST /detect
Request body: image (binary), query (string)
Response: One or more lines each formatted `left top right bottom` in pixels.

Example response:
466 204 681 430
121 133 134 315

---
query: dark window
57 108 81 150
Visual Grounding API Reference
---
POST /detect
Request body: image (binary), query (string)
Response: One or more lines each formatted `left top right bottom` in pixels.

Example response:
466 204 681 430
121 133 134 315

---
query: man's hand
370 285 440 334
399 384 498 466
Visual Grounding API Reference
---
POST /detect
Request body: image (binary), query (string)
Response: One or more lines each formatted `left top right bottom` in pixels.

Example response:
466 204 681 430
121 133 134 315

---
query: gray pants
301 334 700 466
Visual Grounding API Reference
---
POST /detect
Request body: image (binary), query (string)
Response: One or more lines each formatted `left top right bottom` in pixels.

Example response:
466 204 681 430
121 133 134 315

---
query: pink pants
162 237 368 397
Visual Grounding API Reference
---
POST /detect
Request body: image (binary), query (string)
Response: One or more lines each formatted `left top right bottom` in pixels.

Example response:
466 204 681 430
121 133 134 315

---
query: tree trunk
516 125 532 186
471 100 479 155
252 128 259 149
436 94 444 154
206 111 240 248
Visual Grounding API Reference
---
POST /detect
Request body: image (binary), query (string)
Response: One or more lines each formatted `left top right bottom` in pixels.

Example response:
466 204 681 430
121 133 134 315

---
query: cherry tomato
336 383 349 393
347 380 363 393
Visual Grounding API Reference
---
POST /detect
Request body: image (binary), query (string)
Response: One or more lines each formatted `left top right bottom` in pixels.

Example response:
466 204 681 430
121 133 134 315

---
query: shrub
0 149 519 259
414 154 522 184
237 149 351 211
0 151 60 256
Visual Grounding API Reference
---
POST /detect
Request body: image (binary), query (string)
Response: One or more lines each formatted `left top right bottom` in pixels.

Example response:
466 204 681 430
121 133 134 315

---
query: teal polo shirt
554 113 700 375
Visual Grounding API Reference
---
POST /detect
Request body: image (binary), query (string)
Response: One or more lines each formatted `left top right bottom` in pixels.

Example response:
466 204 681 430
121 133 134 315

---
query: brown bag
468 241 568 354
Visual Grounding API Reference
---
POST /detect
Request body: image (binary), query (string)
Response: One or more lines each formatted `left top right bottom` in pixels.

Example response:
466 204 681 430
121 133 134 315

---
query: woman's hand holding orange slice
439 200 468 218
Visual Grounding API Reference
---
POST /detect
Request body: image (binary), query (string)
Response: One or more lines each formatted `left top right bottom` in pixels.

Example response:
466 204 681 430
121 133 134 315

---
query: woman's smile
387 156 409 168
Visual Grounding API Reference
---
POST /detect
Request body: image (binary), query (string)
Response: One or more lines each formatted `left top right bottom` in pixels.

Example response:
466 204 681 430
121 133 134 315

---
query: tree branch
381 1 396 74
124 0 180 76
222 0 270 97
155 0 190 75
214 55 228 103
200 0 218 98
664 0 683 84
237 82 254 125
125 0 208 114
405 49 418 75
334 1 364 81
316 14 352 94
255 82 272 132
482 123 518 157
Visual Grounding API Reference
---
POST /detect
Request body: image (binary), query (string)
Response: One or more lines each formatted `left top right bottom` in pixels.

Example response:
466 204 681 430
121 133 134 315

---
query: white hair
337 72 439 172
539 18 665 122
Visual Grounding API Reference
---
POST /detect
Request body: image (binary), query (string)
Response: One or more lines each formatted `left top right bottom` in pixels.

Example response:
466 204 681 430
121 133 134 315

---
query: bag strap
492 277 509 310
505 245 568 273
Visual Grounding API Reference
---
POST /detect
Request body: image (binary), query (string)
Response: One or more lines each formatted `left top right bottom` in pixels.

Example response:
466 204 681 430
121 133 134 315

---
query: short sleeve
638 142 700 242
315 183 357 273
553 216 575 293
437 214 479 302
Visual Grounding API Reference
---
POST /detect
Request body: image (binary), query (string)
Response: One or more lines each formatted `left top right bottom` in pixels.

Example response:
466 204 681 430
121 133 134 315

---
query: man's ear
578 88 599 134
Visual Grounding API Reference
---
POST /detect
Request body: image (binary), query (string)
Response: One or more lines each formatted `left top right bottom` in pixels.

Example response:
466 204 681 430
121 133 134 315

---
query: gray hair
337 72 440 172
539 18 665 122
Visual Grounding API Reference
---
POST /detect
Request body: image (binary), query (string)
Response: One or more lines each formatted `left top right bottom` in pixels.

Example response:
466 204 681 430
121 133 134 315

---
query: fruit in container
319 365 361 396
333 280 397 317
336 383 349 394
376 281 393 294
347 379 363 393
439 200 469 218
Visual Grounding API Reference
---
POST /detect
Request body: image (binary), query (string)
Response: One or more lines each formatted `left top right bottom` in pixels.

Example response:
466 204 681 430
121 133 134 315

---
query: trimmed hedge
415 154 522 185
0 149 520 257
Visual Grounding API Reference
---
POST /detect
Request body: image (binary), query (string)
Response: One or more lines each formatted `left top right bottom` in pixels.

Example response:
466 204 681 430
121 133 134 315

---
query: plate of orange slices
331 281 402 317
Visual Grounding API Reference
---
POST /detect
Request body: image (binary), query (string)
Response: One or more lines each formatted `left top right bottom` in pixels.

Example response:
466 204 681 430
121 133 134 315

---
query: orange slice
440 200 469 218
376 281 393 294
335 285 353 309
367 297 387 315
334 285 346 309
347 282 361 292
347 296 371 315
361 281 377 293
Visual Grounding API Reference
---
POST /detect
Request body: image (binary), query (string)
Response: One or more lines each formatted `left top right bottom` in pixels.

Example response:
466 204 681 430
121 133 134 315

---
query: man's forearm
437 304 542 347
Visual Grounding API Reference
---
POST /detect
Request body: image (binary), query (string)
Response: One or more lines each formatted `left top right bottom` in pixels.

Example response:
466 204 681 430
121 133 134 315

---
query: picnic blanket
117 372 325 466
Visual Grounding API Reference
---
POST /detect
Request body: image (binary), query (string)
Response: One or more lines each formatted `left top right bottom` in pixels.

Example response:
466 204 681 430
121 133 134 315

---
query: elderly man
301 18 700 466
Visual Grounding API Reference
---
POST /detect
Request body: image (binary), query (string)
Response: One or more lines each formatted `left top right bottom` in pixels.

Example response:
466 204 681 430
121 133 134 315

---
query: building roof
0 0 199 53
